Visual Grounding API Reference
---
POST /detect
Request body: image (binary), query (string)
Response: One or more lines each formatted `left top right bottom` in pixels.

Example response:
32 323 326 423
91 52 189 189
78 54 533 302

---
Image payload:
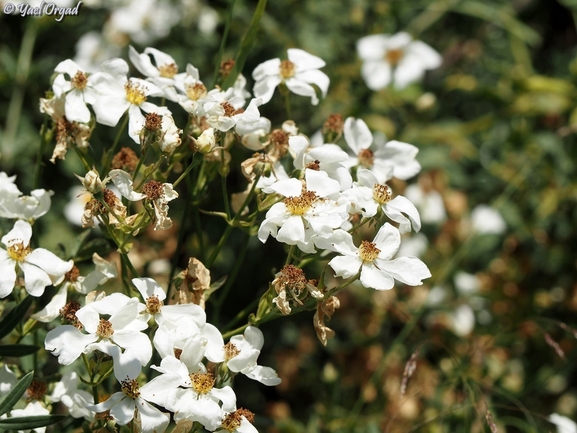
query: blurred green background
2 0 577 431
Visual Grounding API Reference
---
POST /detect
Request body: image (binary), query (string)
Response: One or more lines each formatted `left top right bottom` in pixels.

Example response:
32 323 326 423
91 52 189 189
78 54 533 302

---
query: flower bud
196 128 216 154
77 169 102 193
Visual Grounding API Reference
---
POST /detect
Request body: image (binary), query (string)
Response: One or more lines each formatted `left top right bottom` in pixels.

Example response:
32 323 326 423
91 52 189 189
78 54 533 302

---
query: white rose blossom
252 48 329 105
52 59 99 123
327 223 431 291
0 220 73 298
357 32 442 90
343 117 422 181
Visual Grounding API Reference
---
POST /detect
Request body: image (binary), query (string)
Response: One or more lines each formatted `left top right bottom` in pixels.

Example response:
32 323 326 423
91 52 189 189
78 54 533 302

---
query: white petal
285 78 319 105
20 262 52 297
31 285 68 322
111 331 153 366
344 117 372 155
296 69 329 97
26 249 73 282
243 365 281 386
276 216 305 245
45 325 97 365
385 195 422 233
2 220 32 247
288 48 325 70
376 257 431 286
0 255 16 298
137 398 170 433
357 34 388 61
267 178 303 197
305 169 340 197
361 60 392 91
132 277 166 302
359 264 395 290
253 76 282 104
93 96 129 127
373 223 401 260
328 255 361 279
109 170 146 201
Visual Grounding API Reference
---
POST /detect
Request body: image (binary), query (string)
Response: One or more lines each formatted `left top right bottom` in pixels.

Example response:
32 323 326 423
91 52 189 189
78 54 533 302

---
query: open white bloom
32 253 117 323
252 48 329 105
258 178 350 253
45 293 151 366
200 85 251 132
128 46 180 101
222 326 281 386
87 346 172 433
152 356 236 431
328 223 431 291
0 220 73 298
91 58 168 143
49 371 94 420
73 31 122 73
133 277 207 327
0 188 53 222
404 183 447 224
345 169 421 233
174 64 208 114
344 117 421 181
52 59 99 123
357 32 442 90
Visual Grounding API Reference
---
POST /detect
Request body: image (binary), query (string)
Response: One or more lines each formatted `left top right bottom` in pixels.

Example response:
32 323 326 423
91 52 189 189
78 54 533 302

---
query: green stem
205 175 260 268
221 152 232 221
173 156 199 188
33 117 50 189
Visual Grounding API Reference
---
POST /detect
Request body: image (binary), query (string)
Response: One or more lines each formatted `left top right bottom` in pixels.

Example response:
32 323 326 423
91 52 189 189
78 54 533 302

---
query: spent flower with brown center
71 71 88 90
27 380 48 400
65 266 80 283
385 48 404 66
144 112 163 131
322 113 344 143
145 294 163 315
357 148 375 168
219 59 235 78
60 300 82 329
221 408 255 432
111 147 139 172
142 180 164 200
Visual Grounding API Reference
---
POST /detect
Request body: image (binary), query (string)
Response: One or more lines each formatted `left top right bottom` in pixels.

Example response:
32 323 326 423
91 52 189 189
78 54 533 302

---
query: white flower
32 253 117 323
108 0 180 45
10 401 50 433
52 59 99 123
471 204 506 235
327 223 431 291
222 326 281 386
252 48 329 105
344 169 421 233
87 346 171 433
258 178 350 253
0 188 53 222
128 46 180 101
200 85 251 132
174 64 207 114
49 371 94 420
357 32 442 90
153 356 236 431
72 31 121 73
44 293 151 366
549 413 577 433
343 117 421 181
91 58 168 143
0 220 73 298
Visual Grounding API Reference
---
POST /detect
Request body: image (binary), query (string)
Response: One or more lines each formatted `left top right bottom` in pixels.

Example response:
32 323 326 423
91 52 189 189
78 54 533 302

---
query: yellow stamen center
283 190 317 216
373 183 392 204
224 342 240 360
7 241 31 262
96 319 114 338
158 63 178 78
125 81 147 106
358 149 374 168
385 49 404 66
71 71 88 90
280 60 296 79
121 377 140 398
146 295 163 315
189 372 215 394
186 82 207 101
359 240 381 263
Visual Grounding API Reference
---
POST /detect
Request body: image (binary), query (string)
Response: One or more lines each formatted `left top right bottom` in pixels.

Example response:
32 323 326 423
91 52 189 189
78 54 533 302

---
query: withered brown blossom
271 265 322 315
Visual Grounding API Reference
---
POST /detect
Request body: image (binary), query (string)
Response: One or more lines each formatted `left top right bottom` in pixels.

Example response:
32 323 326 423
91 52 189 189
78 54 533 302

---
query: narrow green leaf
0 344 40 358
221 0 268 90
0 296 33 340
0 414 66 430
0 371 34 416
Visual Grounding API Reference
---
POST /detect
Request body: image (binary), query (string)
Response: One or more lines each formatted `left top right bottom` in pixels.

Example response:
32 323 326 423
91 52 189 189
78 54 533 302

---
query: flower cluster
1 33 434 433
